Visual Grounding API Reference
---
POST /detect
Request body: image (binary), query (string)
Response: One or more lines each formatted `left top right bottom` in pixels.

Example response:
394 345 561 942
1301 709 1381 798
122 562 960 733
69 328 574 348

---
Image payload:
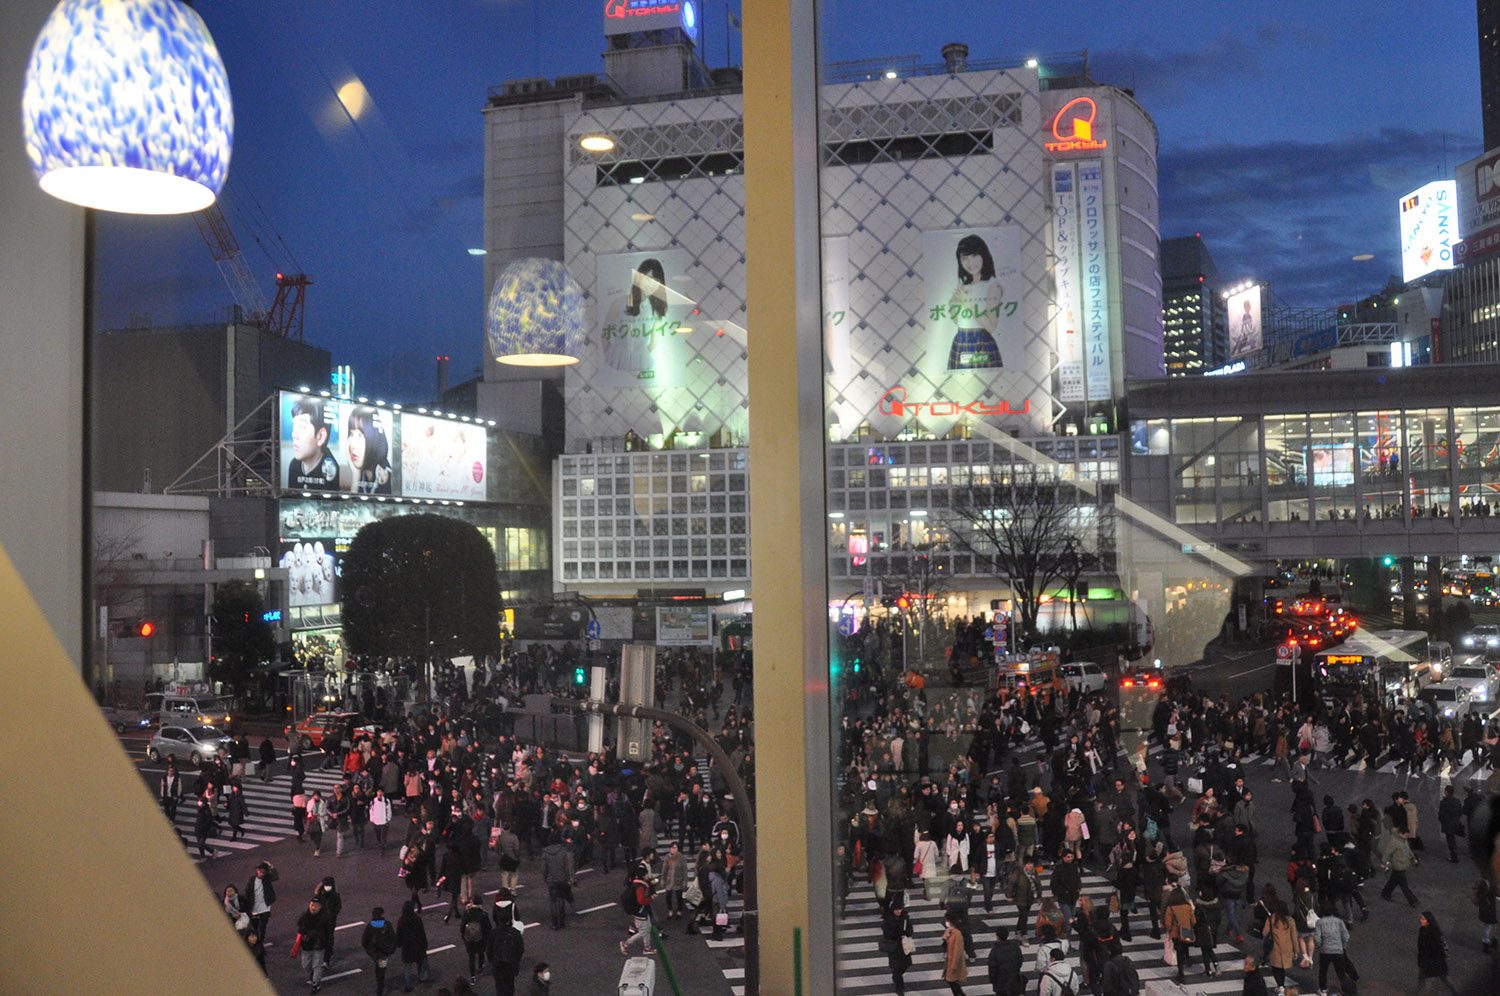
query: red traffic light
137 621 156 637
896 596 910 610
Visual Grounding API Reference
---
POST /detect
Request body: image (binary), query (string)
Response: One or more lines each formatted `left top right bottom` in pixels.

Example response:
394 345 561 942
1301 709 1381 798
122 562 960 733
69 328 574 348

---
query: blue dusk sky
91 1 1481 401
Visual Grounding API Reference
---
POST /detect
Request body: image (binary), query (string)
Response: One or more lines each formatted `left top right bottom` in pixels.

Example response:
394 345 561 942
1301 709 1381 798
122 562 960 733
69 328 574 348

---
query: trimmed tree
210 580 276 696
340 514 502 669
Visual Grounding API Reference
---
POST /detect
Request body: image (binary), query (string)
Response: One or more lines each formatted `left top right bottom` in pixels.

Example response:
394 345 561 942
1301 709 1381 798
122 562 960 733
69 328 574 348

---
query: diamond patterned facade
483 53 1162 592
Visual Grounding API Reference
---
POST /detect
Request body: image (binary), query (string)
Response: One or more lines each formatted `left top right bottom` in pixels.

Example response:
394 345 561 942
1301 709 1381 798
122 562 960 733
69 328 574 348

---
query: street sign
1275 644 1291 661
585 617 602 640
837 615 856 637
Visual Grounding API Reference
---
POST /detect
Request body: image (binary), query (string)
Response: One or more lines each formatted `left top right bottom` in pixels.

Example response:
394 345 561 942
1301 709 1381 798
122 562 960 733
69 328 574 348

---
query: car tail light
1147 679 1161 689
1122 679 1135 688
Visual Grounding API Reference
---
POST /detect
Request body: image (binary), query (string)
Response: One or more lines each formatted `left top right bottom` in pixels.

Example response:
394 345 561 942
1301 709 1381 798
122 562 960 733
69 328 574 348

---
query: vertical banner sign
1077 160 1111 401
1050 163 1085 403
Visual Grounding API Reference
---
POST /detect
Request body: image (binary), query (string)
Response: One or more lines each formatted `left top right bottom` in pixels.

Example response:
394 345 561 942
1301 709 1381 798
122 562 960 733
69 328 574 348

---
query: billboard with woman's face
595 248 691 389
911 226 1046 431
278 391 487 501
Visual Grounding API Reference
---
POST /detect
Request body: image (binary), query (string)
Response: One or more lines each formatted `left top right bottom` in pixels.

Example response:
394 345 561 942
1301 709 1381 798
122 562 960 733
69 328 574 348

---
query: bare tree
947 476 1103 643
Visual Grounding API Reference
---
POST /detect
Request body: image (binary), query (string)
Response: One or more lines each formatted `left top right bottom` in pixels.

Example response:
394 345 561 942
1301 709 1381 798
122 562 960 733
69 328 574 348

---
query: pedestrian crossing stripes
160 766 348 860
710 867 1291 996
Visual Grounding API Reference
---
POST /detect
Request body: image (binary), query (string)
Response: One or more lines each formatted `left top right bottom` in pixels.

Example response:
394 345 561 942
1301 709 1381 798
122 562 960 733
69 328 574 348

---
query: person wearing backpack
486 912 525 996
618 863 657 956
1038 944 1080 996
1099 938 1141 996
459 896 491 984
360 905 399 996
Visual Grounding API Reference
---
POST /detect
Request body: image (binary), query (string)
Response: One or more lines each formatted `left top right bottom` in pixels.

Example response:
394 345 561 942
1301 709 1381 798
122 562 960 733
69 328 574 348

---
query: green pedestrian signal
574 666 587 685
1382 556 1396 567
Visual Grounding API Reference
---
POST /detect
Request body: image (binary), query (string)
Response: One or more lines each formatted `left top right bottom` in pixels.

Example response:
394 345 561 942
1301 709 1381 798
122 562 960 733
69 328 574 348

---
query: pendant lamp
487 257 585 366
21 0 233 214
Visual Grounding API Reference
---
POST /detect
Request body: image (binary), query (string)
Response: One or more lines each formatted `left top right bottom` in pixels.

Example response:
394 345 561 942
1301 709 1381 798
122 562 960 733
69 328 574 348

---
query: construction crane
193 200 312 341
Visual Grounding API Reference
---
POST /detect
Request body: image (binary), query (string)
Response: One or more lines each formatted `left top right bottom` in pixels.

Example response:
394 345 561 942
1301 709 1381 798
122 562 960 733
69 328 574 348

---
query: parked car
1060 661 1108 694
146 725 233 766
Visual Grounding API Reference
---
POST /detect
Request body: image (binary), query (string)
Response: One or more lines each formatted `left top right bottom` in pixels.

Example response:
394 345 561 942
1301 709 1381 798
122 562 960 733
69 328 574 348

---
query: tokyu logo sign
604 0 697 38
1045 96 1109 154
879 386 1031 418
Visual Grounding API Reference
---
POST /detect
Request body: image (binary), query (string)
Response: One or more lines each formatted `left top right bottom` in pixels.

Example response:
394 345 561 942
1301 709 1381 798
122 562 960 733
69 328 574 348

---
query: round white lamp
21 0 233 214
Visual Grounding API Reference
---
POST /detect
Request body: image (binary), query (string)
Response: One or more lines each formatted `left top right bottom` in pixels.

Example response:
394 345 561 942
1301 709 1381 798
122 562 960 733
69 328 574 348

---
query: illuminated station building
480 3 1164 627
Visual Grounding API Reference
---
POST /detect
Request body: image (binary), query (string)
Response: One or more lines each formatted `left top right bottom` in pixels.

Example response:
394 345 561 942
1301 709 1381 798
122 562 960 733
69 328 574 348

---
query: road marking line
1227 662 1276 678
320 969 362 981
577 902 616 914
335 921 367 932
426 944 454 955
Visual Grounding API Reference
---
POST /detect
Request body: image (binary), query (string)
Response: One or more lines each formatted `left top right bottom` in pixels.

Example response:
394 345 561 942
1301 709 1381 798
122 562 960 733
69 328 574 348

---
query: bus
1307 629 1435 709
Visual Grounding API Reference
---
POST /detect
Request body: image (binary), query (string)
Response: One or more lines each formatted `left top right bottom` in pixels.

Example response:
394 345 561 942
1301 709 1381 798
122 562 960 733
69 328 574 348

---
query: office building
1160 235 1225 376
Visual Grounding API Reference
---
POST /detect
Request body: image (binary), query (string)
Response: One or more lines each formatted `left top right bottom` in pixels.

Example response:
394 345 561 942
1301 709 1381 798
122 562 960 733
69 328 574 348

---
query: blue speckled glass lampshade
486 257 585 366
21 0 233 214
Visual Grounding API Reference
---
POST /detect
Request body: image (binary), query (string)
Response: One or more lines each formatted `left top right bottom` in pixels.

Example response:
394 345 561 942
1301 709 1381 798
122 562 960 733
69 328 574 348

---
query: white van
147 692 234 729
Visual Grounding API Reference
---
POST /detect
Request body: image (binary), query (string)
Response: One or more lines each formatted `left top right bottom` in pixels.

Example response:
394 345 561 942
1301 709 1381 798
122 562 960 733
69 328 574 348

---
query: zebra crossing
713 867 1265 996
153 765 348 860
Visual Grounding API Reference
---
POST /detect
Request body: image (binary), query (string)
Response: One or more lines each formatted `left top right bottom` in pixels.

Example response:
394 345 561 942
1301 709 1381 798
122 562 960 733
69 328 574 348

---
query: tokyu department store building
480 23 1163 613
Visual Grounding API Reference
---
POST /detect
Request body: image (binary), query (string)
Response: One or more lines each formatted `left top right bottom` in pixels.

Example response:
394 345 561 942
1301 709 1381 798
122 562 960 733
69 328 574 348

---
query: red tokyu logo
879 386 1030 418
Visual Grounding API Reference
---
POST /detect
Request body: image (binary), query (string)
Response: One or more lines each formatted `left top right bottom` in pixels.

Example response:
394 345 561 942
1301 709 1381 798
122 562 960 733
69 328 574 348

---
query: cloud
401 173 485 233
1091 23 1293 102
1160 127 1482 305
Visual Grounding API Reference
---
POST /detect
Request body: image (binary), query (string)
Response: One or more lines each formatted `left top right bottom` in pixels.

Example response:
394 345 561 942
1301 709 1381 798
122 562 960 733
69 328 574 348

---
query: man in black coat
486 917 525 996
986 924 1025 995
1050 849 1083 929
257 736 277 782
296 896 332 993
315 877 342 968
1438 784 1465 862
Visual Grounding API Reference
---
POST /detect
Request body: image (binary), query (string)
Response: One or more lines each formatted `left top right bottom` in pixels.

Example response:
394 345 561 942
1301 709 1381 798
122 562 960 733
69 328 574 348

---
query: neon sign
879 386 1031 418
1045 97 1109 154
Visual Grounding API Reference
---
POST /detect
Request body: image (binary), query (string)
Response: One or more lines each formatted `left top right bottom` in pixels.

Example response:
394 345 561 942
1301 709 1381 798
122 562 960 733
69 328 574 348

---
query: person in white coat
369 787 394 855
914 831 943 900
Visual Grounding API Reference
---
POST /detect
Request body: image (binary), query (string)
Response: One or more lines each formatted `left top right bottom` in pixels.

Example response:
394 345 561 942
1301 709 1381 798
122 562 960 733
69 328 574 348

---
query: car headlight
1487 637 1499 648
1475 687 1489 701
1443 707 1455 717
1464 637 1476 647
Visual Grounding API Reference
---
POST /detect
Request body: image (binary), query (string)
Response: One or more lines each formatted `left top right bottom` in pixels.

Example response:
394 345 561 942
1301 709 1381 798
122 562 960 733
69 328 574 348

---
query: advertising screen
656 606 713 646
399 412 487 502
1398 180 1457 282
1226 284 1262 358
281 538 338 607
1307 443 1354 487
279 391 486 502
281 392 343 491
595 248 693 390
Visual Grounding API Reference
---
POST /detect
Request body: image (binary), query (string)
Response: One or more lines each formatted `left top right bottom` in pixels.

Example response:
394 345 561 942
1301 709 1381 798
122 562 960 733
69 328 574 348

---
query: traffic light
1382 556 1396 567
574 666 587 686
137 620 156 637
896 595 910 611
852 657 862 674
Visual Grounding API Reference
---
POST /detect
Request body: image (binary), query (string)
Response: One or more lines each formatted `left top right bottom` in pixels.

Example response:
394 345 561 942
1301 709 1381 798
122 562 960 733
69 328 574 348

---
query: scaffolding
164 394 279 498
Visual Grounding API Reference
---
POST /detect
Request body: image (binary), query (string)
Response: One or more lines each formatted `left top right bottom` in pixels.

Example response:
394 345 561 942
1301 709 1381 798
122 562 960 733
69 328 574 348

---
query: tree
340 514 502 673
947 476 1106 644
210 580 275 696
